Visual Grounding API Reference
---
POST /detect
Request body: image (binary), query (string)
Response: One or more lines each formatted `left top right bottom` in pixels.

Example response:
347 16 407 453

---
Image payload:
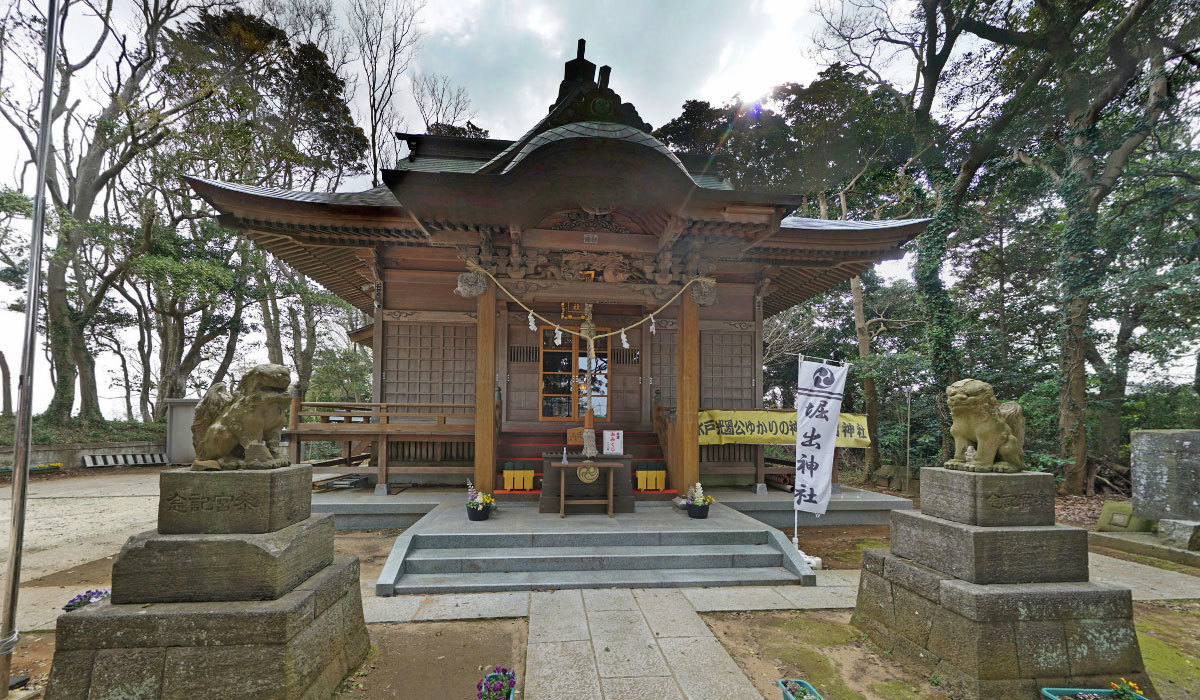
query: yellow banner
697 410 870 448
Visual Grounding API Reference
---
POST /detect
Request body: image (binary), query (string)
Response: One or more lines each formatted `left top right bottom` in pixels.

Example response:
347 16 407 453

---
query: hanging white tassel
649 314 656 335
554 326 563 346
620 329 629 349
527 310 536 332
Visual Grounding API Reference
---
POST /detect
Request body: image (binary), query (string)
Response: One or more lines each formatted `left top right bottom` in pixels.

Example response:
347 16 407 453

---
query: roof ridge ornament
548 39 651 133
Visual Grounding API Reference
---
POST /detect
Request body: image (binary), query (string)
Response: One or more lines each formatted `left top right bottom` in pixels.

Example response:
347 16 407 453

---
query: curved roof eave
185 176 408 216
779 215 932 231
496 121 693 179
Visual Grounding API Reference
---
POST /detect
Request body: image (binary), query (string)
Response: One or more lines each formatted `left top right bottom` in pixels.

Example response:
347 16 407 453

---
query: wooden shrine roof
186 39 929 317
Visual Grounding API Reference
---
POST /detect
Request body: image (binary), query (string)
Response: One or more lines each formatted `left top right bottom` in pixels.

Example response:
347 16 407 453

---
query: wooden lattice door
382 323 476 408
700 331 756 409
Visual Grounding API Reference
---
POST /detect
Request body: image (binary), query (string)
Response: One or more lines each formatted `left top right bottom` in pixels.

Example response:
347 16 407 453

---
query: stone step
404 544 782 574
411 528 769 549
391 566 801 594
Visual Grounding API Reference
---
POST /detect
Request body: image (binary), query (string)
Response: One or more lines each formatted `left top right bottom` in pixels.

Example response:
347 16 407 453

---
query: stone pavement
1089 551 1200 600
358 571 860 700
361 555 1200 699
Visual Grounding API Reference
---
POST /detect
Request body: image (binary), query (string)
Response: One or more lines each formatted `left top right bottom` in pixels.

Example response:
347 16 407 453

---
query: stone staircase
378 503 814 595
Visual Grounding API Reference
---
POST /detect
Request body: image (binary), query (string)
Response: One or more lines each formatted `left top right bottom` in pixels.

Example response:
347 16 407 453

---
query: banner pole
0 0 60 693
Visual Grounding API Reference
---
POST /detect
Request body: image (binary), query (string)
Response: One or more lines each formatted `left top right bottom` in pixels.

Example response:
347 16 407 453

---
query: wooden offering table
548 461 620 517
539 452 635 515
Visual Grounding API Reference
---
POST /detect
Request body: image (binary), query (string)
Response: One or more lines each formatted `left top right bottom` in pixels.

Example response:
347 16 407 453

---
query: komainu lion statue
191 364 293 470
944 378 1026 473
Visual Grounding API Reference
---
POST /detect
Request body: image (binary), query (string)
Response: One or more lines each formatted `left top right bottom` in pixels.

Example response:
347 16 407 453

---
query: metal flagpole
0 0 61 693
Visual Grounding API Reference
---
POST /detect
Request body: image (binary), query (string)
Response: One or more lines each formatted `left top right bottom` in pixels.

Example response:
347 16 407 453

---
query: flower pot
687 503 710 519
1041 689 1148 700
778 679 824 700
479 671 516 699
467 505 491 521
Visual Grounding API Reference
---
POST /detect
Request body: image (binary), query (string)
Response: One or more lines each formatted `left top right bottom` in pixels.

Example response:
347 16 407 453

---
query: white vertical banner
794 359 849 515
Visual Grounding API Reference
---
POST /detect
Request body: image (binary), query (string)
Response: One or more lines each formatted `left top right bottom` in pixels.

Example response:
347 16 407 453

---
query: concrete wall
165 398 199 464
0 440 167 469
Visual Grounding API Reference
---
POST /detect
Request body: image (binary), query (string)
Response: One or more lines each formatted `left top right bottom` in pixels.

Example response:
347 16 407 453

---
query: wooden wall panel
609 326 642 426
382 322 476 409
382 270 475 311
700 331 757 409
697 284 755 321
506 321 540 423
650 330 677 405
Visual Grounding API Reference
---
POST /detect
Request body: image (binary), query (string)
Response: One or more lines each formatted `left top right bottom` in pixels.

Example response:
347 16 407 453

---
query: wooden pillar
753 292 766 492
474 283 498 493
676 291 700 490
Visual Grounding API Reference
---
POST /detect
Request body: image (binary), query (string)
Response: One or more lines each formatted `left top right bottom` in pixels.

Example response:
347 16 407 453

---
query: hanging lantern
620 329 629 349
527 310 536 332
554 326 563 346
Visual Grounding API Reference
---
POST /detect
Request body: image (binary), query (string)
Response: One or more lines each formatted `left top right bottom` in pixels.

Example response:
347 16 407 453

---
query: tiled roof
692 173 732 190
780 216 930 231
394 157 488 174
497 121 692 178
187 176 401 208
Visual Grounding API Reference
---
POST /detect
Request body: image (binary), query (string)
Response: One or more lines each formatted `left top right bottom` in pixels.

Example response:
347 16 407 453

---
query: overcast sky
405 0 819 141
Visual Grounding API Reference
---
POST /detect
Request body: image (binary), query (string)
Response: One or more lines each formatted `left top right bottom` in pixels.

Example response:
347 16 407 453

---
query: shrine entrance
538 325 609 422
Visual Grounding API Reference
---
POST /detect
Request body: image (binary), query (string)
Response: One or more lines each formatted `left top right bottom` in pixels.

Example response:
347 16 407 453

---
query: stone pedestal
853 468 1152 700
47 466 367 700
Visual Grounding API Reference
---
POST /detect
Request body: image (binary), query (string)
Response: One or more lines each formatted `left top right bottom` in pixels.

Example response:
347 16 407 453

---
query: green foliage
1124 385 1200 433
0 187 32 289
307 344 372 403
0 415 166 447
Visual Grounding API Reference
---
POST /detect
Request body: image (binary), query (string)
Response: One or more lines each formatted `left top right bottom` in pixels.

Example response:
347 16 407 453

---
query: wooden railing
287 399 475 434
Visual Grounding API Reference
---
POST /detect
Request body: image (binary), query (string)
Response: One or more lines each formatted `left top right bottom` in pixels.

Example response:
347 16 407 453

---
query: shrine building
188 40 928 501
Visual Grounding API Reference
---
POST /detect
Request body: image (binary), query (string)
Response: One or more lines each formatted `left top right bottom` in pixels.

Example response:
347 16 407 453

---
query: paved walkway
362 555 1200 700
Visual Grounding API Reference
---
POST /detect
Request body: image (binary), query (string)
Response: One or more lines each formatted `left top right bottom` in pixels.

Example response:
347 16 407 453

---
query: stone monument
1133 429 1200 551
45 365 367 700
853 379 1152 700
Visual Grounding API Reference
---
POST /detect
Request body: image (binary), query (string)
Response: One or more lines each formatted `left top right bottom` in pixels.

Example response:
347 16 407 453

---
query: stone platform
48 557 366 700
377 501 816 594
47 465 368 700
310 483 914 530
853 468 1152 700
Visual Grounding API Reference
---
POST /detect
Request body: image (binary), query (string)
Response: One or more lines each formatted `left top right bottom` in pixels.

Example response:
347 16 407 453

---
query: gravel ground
0 469 160 631
0 470 160 581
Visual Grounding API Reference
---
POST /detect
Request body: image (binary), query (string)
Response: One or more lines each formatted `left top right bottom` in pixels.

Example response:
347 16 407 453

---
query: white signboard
794 359 849 515
603 430 624 455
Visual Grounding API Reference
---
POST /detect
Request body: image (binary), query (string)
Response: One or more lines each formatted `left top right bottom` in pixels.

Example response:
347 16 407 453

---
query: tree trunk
1194 348 1199 395
44 257 79 422
258 271 285 365
915 200 962 459
1092 317 1136 463
1057 295 1091 494
850 276 881 475
72 324 105 423
1055 139 1104 495
210 303 245 388
114 344 134 421
0 351 11 416
288 287 318 399
996 227 1009 373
